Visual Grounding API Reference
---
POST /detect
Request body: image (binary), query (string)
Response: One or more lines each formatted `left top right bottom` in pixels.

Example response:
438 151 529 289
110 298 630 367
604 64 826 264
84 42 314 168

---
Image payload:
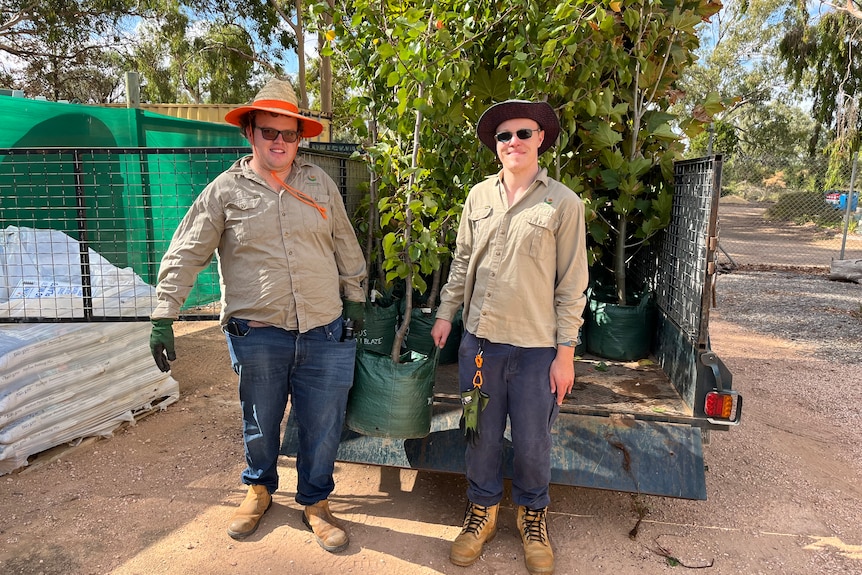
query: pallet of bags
0 322 179 475
0 226 178 475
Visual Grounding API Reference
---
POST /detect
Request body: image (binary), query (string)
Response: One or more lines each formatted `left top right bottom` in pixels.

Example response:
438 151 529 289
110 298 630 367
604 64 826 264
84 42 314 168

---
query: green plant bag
586 291 656 361
405 307 462 364
358 299 399 355
345 347 440 439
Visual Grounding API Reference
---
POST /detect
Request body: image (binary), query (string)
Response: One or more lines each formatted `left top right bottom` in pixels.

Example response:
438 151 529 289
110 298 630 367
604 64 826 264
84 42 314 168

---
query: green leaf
382 232 397 256
471 68 510 102
592 122 623 149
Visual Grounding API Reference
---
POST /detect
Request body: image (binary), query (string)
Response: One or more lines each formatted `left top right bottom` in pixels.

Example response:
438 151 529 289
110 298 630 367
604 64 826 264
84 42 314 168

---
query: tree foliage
318 0 725 333
0 0 141 101
779 9 862 156
0 1 304 104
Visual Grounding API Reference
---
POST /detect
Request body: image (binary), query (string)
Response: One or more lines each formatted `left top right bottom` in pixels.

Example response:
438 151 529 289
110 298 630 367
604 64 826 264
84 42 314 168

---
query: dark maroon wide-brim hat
476 99 560 156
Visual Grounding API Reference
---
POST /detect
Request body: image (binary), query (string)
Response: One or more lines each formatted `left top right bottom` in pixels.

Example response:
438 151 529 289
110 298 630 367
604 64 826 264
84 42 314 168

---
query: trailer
0 146 739 498
281 155 741 500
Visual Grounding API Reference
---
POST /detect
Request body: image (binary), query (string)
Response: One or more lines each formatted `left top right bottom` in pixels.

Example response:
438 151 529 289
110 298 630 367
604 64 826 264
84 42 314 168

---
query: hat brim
224 104 324 138
476 100 560 156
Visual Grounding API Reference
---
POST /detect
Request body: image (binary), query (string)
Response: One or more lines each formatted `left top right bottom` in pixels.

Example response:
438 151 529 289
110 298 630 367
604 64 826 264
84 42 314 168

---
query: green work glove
342 299 366 332
460 388 490 446
149 319 176 372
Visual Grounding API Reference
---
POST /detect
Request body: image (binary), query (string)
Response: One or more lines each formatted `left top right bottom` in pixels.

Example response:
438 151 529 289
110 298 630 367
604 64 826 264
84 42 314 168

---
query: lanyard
270 170 328 220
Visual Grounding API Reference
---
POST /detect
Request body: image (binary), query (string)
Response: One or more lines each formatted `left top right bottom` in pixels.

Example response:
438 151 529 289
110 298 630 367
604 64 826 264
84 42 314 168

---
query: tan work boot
227 484 272 540
449 501 499 566
517 505 554 574
302 500 349 553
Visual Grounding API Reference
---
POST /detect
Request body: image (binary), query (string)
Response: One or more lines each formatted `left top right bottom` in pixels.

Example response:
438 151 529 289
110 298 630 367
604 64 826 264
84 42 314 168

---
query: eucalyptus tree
779 7 862 162
0 0 142 101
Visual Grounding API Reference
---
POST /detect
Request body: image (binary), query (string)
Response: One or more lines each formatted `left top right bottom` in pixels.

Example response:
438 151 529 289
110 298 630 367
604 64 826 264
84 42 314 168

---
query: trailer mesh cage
0 146 365 323
632 155 722 349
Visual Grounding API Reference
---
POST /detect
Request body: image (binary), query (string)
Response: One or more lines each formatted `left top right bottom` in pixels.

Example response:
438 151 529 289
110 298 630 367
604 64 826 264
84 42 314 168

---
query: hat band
252 99 300 114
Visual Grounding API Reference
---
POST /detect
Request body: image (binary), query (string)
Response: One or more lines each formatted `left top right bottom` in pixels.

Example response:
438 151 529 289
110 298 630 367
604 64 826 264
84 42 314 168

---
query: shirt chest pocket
302 192 331 233
468 206 493 237
224 195 264 244
517 210 556 260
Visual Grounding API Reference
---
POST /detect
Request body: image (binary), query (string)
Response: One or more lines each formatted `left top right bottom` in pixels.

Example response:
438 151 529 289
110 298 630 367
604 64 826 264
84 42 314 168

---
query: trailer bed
431 354 693 421
281 353 708 500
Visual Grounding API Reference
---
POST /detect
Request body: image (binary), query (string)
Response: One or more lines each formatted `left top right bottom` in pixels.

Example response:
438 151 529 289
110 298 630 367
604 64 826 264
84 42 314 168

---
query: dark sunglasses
255 126 301 143
494 128 541 143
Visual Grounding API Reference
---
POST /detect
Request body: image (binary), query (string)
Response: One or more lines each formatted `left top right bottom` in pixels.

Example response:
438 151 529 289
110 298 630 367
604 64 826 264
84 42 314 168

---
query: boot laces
522 507 548 544
461 503 491 535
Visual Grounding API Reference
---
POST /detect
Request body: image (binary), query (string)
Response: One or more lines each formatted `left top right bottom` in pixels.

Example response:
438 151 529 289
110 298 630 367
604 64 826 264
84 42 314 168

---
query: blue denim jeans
224 316 355 505
458 332 559 510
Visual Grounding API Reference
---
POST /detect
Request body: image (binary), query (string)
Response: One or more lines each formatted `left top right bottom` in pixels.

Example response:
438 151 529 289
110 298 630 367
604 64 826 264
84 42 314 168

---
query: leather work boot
302 500 349 553
449 501 499 566
517 505 554 574
227 484 273 540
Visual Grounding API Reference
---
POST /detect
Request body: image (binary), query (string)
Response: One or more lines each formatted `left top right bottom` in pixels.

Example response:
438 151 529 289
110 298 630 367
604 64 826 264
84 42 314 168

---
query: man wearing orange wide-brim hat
149 78 367 552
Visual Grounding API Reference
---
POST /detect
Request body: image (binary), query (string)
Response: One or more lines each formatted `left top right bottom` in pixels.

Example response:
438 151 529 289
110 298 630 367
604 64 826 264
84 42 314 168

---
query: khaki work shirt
436 168 588 348
152 156 366 332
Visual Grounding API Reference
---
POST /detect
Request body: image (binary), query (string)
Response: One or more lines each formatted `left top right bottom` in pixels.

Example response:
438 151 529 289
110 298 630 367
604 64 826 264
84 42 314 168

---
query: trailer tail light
704 391 742 425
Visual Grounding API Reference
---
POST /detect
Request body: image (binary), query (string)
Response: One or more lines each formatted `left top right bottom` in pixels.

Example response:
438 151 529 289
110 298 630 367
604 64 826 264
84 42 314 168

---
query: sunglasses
495 128 541 143
255 126 301 143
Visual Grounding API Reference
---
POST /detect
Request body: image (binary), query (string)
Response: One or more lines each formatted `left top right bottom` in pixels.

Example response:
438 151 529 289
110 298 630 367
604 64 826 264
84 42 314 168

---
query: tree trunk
319 2 334 115
293 0 308 108
829 259 862 283
615 213 628 305
391 84 425 362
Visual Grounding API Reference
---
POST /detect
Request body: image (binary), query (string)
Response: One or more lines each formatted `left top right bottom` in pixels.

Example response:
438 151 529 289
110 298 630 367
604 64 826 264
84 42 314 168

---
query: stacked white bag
0 227 179 475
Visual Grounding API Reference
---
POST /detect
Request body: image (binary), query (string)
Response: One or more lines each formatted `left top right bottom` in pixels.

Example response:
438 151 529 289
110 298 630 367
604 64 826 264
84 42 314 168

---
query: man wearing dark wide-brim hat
432 99 588 574
149 78 367 552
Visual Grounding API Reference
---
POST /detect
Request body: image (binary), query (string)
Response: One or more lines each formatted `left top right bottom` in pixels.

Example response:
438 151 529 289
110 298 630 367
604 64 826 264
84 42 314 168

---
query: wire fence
0 147 366 322
715 151 862 269
2 143 856 324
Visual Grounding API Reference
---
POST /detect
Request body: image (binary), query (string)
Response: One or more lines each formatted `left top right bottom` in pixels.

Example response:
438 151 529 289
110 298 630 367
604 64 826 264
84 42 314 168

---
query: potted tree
321 6 479 438
553 0 725 360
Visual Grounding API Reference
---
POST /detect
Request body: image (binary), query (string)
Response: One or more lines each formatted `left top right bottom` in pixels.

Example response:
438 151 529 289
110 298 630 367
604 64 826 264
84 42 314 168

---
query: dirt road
716 198 862 268
1 273 861 575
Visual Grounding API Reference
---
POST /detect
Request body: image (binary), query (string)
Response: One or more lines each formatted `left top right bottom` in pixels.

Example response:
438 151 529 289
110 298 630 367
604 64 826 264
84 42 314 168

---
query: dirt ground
2 298 862 575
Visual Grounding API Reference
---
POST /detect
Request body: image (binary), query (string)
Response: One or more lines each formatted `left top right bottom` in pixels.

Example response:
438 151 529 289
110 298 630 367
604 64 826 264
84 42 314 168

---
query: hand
430 318 452 348
150 319 176 372
342 299 365 332
549 347 575 405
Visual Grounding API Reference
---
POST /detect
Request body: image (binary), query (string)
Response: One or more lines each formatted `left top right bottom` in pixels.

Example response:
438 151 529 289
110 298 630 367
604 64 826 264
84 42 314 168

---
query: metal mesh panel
654 157 720 346
0 147 366 323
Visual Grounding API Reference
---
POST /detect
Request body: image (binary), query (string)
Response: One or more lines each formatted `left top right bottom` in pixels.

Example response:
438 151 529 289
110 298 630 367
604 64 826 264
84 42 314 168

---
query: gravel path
713 270 862 365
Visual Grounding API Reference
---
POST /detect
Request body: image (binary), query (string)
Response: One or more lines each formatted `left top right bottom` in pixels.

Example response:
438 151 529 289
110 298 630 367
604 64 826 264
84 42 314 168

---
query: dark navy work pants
458 331 559 510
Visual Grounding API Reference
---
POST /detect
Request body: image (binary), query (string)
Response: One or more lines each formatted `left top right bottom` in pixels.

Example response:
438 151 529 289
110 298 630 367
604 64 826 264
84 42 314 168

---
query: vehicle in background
825 190 859 212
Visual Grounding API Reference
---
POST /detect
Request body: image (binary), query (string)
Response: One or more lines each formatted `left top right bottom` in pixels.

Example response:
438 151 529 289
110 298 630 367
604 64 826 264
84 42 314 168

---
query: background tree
1 1 307 105
779 7 862 164
0 0 141 101
672 0 830 202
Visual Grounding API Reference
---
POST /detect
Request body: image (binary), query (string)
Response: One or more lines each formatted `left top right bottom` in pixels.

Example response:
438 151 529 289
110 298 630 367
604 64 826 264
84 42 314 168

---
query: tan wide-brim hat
224 79 324 138
476 99 560 156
